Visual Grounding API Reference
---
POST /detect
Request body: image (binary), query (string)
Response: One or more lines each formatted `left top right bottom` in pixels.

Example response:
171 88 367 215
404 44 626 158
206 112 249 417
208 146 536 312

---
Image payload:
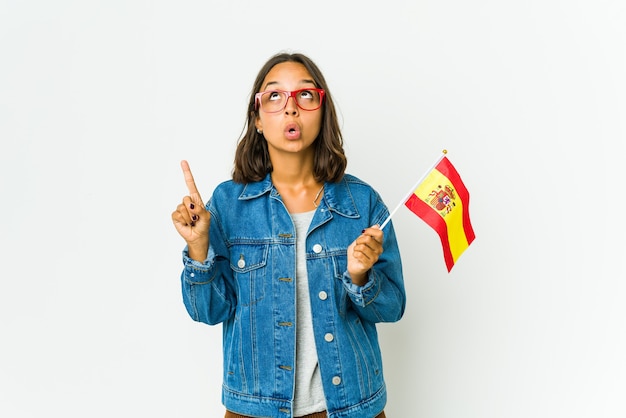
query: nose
284 95 299 115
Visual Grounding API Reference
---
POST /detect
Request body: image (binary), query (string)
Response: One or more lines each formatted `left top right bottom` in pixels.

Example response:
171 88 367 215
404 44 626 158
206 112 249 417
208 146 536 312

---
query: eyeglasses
255 88 325 113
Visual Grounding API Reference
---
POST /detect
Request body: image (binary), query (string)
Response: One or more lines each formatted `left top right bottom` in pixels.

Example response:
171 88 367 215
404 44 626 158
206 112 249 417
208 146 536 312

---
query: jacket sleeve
340 218 406 323
180 202 236 325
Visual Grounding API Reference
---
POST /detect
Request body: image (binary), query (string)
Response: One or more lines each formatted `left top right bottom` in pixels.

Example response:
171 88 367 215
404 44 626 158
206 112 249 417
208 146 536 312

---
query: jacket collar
238 173 360 218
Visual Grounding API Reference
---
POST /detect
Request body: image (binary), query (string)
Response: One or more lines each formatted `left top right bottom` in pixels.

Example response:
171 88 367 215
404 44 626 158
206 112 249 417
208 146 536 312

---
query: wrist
187 244 209 263
349 271 368 286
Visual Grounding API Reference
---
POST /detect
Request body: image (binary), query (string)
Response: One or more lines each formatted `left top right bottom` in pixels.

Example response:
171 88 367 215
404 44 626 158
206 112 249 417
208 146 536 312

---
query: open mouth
284 123 301 140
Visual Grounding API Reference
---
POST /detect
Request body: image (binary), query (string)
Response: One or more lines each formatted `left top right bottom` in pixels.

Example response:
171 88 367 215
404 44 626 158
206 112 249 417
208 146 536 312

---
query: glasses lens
295 89 322 110
259 90 322 112
260 91 286 113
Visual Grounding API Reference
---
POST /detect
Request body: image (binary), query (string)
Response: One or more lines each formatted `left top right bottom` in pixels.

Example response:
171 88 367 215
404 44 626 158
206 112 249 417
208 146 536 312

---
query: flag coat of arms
404 156 475 272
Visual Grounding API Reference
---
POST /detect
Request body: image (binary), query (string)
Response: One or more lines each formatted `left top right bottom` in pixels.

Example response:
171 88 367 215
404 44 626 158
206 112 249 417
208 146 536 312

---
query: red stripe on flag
404 193 455 271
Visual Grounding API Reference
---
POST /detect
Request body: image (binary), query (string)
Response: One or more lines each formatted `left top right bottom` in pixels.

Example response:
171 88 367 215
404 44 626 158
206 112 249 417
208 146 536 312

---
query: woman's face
255 62 323 158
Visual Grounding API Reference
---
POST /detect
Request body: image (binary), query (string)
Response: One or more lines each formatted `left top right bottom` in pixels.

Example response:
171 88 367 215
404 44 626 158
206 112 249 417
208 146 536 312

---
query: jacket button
312 244 323 253
318 291 328 300
332 376 341 385
324 333 334 342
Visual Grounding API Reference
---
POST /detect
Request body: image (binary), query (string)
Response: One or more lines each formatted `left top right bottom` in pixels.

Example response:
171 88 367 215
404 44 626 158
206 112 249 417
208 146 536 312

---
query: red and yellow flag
404 156 475 272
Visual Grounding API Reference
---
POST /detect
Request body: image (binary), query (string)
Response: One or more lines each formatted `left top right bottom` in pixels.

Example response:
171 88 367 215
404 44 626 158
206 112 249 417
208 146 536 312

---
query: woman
171 52 406 418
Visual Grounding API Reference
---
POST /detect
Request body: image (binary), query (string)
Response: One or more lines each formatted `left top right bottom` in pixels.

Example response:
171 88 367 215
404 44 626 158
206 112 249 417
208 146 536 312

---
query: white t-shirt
291 210 327 416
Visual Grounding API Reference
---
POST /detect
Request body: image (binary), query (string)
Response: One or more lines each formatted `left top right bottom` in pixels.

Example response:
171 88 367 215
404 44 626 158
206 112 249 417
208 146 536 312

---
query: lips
284 123 301 140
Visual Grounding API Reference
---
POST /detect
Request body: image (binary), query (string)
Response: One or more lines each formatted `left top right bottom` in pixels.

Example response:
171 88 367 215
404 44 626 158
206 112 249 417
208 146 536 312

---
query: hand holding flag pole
379 149 475 272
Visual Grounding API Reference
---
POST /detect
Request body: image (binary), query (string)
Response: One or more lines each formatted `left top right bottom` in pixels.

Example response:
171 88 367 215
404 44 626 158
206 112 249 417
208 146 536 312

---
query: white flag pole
379 149 448 230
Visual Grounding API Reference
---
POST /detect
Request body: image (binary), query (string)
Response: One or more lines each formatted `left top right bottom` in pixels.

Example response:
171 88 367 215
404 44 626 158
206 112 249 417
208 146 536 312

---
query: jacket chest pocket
230 244 268 306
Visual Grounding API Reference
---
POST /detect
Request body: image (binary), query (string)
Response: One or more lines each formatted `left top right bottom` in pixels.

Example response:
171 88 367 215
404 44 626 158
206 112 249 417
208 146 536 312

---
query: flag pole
379 149 448 230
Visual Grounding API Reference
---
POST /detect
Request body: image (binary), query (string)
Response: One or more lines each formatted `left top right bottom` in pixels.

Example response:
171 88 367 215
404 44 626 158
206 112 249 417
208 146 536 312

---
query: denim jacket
181 173 406 418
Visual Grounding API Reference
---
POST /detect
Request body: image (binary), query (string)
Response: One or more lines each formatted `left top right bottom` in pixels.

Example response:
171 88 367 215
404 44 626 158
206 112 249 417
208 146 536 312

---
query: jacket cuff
182 246 216 284
341 270 380 307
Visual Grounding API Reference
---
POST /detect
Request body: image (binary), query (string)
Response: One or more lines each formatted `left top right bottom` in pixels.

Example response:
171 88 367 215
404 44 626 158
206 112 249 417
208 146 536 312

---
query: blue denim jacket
181 173 406 418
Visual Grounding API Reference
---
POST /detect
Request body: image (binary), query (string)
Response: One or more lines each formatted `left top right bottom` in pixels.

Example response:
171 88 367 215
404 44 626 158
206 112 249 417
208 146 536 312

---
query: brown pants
225 410 386 418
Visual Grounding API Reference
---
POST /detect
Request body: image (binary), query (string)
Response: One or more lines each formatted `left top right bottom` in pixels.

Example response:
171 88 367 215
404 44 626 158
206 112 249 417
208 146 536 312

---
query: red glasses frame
254 88 325 113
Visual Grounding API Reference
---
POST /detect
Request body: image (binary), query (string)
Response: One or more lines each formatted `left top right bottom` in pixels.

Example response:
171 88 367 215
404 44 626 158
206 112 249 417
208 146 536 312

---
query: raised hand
171 160 211 261
347 225 384 286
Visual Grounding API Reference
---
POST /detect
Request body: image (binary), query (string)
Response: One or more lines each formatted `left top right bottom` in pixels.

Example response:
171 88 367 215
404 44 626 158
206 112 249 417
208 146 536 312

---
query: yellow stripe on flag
414 168 470 264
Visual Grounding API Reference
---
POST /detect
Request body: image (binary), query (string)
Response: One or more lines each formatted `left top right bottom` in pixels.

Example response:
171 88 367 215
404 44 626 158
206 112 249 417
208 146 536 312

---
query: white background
1 1 625 417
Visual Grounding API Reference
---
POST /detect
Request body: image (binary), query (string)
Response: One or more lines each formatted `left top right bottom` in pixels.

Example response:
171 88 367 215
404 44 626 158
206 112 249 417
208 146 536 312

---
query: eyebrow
262 79 317 91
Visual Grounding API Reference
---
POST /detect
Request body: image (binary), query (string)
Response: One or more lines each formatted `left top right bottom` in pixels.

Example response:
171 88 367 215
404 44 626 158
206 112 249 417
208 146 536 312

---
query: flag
404 156 475 272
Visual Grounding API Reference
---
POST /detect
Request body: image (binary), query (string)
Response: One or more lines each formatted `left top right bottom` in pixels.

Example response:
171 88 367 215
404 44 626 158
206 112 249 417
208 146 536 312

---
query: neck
270 162 324 214
269 152 316 187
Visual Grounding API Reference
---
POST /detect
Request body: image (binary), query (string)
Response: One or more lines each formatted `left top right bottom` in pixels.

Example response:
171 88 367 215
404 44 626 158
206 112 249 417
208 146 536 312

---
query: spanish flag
404 154 475 272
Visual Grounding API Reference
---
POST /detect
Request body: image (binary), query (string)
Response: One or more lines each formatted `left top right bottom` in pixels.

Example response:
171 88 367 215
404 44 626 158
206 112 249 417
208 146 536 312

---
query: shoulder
208 179 245 206
326 174 390 225
213 179 244 194
326 173 387 211
210 177 272 206
342 173 372 187
340 173 381 197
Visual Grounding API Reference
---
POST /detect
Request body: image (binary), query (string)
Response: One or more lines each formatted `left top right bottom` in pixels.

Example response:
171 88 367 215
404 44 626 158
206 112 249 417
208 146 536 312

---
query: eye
298 89 315 100
267 91 283 101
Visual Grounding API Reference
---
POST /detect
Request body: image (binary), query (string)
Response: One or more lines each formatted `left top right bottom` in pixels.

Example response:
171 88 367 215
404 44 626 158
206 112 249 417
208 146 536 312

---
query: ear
254 116 262 133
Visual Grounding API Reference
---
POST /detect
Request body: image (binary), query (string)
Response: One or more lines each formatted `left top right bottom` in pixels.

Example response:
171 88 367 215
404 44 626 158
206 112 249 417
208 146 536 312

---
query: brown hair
232 52 347 183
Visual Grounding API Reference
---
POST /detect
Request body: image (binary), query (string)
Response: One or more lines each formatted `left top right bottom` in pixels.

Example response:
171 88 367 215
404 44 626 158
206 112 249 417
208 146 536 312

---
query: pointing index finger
180 160 202 200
